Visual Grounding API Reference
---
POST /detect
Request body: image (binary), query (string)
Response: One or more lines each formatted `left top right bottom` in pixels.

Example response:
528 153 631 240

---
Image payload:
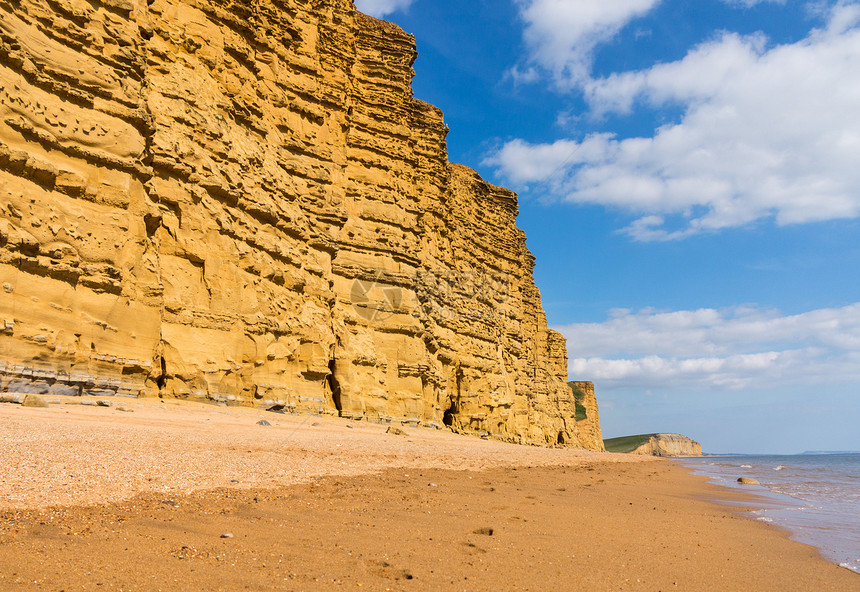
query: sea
675 453 860 574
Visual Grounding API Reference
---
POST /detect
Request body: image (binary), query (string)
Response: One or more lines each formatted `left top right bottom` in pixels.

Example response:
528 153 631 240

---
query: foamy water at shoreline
677 453 860 574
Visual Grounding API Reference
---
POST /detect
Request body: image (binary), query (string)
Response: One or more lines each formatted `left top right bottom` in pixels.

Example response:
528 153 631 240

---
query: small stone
345 424 353 429
256 419 271 426
96 400 112 407
472 527 494 536
220 533 234 539
737 477 760 485
386 426 408 436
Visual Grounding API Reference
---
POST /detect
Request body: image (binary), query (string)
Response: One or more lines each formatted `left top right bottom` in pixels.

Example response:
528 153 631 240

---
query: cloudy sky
354 0 860 453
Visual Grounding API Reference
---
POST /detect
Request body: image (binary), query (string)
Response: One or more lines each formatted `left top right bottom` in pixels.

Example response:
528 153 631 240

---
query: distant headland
604 433 703 457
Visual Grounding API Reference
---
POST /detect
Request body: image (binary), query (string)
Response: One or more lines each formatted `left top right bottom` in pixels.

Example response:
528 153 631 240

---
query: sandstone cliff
0 0 601 448
568 381 604 451
604 434 702 457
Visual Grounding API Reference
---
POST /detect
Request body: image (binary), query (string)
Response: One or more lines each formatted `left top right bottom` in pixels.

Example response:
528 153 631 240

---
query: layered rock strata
0 0 601 447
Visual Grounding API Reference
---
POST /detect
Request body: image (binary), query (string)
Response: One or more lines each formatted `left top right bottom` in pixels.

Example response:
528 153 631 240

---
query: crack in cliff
327 358 342 416
136 2 169 399
155 354 167 391
443 366 463 428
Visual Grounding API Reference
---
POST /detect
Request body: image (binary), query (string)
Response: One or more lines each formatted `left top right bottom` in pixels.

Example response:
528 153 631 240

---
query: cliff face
0 0 601 448
568 381 604 451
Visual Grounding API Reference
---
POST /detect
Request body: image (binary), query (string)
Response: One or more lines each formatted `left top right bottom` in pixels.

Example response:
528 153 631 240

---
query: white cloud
514 0 661 86
354 0 413 18
488 3 860 239
555 302 860 390
722 0 786 7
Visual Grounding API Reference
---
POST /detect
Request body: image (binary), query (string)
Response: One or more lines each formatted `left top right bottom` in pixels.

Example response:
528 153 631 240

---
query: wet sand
0 401 857 591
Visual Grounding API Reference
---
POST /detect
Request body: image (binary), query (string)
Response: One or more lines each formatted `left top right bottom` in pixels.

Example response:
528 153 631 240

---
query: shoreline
1 403 857 590
676 454 860 575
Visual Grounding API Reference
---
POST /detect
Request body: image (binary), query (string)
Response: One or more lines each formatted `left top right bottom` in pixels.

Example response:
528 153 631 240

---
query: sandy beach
0 400 857 591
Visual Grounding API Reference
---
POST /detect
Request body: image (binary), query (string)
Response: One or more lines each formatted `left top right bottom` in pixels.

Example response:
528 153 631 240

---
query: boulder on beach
737 477 760 485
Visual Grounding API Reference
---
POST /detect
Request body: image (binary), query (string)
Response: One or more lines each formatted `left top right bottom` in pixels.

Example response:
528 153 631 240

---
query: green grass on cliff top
567 382 589 421
603 434 656 453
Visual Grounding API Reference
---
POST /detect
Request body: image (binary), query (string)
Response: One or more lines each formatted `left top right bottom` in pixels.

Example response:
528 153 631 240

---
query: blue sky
354 0 860 454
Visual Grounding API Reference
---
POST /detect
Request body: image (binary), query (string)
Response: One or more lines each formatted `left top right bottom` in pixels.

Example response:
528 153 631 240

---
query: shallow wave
675 454 860 573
